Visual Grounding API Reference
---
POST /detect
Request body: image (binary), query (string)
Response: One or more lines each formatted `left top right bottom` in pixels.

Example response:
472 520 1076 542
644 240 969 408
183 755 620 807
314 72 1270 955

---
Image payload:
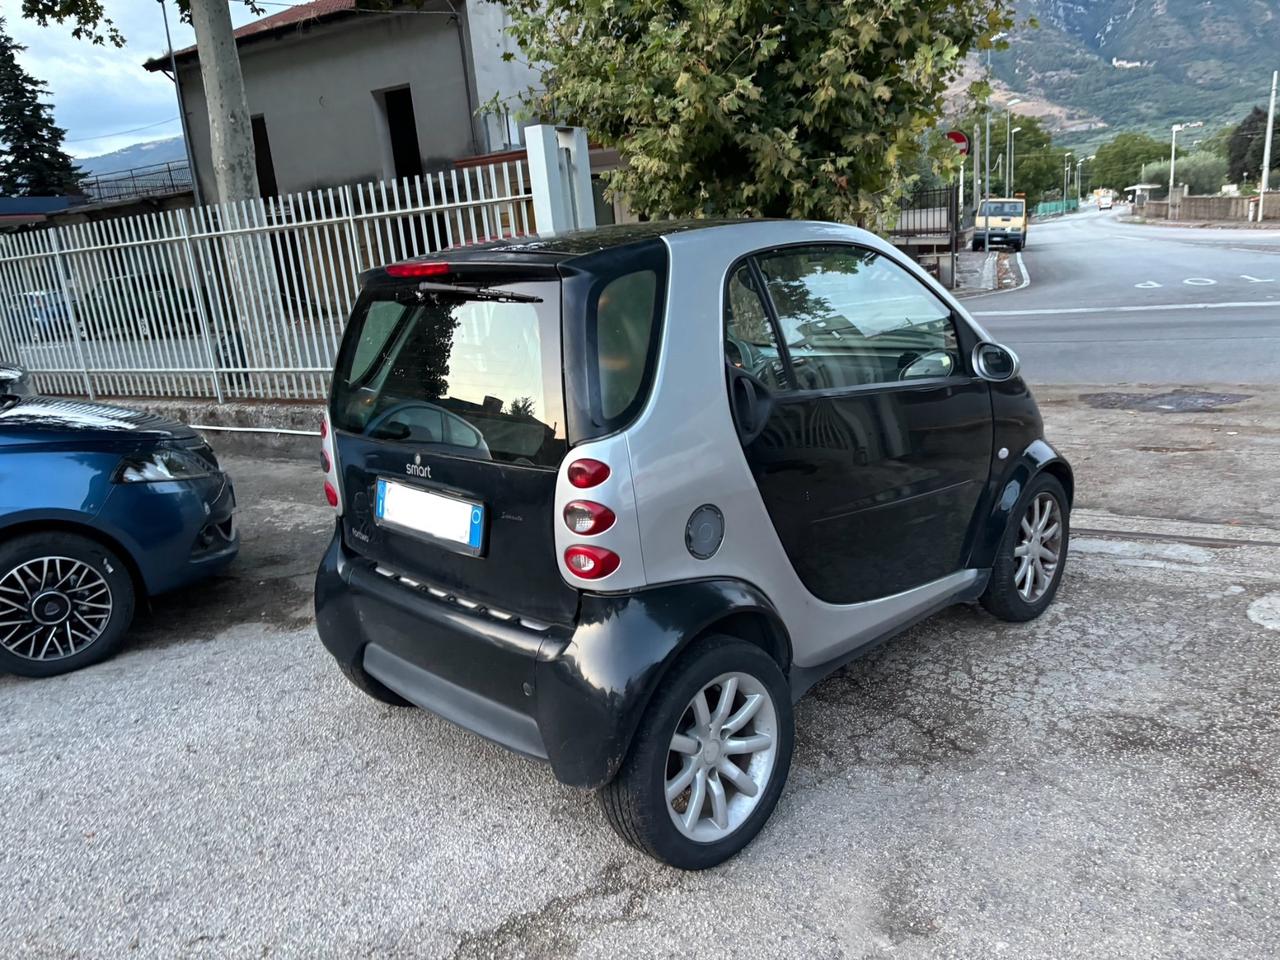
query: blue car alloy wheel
0 532 136 678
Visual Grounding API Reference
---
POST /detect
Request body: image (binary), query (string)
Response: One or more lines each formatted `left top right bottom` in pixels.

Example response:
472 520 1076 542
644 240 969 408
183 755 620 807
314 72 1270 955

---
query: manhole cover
1081 390 1251 413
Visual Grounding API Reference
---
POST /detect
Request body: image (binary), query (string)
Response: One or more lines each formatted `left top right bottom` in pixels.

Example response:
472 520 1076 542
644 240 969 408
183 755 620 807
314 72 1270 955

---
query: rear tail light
564 545 620 580
563 501 615 535
321 412 343 515
567 459 610 488
386 261 450 279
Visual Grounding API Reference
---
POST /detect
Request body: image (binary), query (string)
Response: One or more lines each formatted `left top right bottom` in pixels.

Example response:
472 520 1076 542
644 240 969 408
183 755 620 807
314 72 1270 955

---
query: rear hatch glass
330 277 578 625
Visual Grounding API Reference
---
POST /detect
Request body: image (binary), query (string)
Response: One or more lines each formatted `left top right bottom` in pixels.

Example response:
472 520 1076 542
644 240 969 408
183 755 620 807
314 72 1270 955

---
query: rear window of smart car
330 280 568 468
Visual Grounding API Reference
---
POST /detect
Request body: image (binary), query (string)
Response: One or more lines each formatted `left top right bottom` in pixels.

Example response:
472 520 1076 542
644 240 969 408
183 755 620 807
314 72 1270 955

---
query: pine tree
0 17 82 196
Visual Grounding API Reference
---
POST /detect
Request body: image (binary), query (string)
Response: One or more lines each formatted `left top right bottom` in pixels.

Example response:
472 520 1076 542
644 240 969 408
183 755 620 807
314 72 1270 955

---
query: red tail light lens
386 261 450 279
324 480 339 508
563 500 615 535
567 459 610 488
320 416 328 439
564 545 620 580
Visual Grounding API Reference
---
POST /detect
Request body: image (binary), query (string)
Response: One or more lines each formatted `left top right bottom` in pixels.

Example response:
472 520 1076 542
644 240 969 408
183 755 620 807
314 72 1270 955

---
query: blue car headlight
115 447 212 483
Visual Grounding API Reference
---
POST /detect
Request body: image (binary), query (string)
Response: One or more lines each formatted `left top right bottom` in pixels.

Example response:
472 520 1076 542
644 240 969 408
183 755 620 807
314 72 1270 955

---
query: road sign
946 130 970 155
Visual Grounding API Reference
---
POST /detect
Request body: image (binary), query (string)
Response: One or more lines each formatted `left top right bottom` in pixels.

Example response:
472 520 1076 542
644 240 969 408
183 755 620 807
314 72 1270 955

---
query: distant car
0 366 238 678
3 290 76 343
1099 196 1114 210
79 271 206 340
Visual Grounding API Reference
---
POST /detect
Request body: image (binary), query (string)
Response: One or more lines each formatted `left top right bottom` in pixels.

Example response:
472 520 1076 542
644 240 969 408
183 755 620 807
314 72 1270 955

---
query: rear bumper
315 531 789 789
974 230 1023 245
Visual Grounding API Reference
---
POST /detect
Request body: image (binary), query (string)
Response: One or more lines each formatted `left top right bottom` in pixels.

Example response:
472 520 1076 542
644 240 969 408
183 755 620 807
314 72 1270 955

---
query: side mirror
0 364 33 398
972 342 1020 382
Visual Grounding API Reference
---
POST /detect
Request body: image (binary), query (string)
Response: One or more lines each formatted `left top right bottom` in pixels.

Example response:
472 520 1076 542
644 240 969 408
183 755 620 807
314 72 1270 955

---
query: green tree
1144 152 1229 198
499 0 1018 225
949 108 1063 205
0 17 81 196
1089 131 1168 193
1227 106 1280 183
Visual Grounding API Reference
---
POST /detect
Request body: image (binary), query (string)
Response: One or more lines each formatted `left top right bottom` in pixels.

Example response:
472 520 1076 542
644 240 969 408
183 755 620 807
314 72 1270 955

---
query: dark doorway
382 87 423 181
251 115 278 198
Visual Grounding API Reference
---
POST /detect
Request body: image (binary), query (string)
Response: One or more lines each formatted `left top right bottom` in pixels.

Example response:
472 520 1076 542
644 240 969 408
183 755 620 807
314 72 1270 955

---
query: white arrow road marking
1183 277 1217 285
1135 280 1162 288
1241 275 1276 283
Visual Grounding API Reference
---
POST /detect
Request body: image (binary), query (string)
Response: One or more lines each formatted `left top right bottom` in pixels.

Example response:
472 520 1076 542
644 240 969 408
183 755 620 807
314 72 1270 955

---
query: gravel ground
3 388 1279 959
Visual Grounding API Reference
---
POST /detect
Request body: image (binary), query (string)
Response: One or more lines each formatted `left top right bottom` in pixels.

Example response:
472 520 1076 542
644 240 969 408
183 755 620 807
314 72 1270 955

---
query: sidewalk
953 248 1024 298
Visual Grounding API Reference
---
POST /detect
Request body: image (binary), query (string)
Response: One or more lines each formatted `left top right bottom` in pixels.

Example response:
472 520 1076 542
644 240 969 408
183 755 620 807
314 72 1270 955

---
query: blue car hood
0 396 197 447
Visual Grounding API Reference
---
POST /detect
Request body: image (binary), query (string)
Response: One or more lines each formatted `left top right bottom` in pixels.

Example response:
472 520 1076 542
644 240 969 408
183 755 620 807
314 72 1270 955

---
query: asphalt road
967 207 1280 384
3 389 1279 959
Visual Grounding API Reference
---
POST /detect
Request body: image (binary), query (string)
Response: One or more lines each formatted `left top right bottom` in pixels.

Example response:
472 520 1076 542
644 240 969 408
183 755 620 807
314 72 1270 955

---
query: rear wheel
0 533 136 678
981 473 1069 622
598 635 793 869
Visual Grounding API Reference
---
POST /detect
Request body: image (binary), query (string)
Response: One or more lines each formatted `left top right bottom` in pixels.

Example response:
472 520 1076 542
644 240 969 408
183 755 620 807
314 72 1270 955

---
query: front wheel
598 635 794 870
0 533 136 678
981 473 1070 622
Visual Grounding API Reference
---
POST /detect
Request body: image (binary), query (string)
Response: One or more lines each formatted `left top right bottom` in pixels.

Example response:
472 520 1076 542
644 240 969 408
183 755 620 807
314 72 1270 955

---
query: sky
3 0 260 159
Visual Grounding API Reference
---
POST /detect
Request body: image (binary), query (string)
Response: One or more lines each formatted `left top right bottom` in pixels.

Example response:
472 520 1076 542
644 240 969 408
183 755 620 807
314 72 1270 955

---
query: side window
724 263 786 389
755 245 960 390
594 269 658 421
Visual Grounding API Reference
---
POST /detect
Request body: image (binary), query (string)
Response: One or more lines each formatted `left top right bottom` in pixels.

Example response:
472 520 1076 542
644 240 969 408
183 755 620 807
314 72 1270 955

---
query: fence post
341 185 363 274
524 124 596 235
179 210 225 403
47 230 95 401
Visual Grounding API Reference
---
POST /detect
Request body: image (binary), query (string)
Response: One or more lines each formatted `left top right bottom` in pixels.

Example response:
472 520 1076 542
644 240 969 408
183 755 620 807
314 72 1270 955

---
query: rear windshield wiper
396 282 542 304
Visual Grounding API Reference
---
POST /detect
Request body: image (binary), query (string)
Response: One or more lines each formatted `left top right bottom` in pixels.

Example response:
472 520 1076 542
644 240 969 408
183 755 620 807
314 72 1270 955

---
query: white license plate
374 478 484 554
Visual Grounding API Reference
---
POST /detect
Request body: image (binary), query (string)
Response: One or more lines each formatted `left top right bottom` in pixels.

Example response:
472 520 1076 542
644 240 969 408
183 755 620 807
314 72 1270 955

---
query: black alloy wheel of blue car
0 532 136 678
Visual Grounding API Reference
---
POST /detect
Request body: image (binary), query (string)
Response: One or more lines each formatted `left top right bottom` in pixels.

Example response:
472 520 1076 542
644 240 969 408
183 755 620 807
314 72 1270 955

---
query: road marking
1012 251 1030 291
1241 275 1276 283
1135 281 1162 288
1183 277 1217 285
970 299 1280 317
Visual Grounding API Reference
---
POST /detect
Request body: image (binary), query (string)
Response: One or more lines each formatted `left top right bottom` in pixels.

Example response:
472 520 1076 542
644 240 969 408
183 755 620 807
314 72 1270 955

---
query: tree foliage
1089 131 1167 193
0 17 82 196
949 108 1063 205
1142 153 1229 197
1226 106 1280 183
500 0 1018 225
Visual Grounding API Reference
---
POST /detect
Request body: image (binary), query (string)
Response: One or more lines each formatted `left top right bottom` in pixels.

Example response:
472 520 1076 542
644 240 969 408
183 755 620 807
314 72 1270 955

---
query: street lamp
1005 98 1023 195
1169 121 1203 212
983 31 1009 252
1075 155 1095 203
1008 126 1022 195
1062 151 1072 213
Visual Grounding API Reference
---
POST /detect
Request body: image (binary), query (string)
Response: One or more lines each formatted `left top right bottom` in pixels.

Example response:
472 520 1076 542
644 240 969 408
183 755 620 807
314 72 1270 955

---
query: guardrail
78 161 194 204
0 159 535 401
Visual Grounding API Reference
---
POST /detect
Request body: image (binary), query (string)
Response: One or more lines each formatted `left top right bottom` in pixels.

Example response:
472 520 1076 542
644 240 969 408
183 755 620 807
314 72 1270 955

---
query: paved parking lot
3 387 1279 959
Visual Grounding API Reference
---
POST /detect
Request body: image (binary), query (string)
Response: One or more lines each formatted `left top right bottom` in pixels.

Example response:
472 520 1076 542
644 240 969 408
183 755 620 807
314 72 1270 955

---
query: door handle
727 365 774 446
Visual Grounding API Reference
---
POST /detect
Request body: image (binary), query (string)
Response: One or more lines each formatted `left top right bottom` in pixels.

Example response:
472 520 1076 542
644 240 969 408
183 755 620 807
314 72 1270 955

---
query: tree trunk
187 0 259 204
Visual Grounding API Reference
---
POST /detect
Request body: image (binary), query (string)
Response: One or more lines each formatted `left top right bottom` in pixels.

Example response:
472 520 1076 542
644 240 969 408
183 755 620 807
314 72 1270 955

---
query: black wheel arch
969 438 1073 571
0 518 147 602
533 577 791 790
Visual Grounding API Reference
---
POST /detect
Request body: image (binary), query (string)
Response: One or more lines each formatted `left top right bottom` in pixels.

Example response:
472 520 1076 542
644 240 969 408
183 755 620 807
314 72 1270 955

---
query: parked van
973 197 1028 251
316 220 1072 869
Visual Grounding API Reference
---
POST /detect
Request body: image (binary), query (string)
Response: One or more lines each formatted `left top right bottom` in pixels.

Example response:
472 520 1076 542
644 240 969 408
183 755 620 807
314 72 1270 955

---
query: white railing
0 159 534 402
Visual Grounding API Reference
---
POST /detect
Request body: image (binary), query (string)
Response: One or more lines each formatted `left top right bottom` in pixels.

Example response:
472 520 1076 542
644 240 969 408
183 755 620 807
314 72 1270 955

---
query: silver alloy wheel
1014 493 1063 602
0 556 113 661
665 671 778 843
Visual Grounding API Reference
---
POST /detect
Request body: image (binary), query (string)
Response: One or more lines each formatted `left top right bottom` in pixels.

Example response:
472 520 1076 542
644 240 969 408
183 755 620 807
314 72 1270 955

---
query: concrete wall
178 9 477 201
463 0 541 151
1144 195 1277 221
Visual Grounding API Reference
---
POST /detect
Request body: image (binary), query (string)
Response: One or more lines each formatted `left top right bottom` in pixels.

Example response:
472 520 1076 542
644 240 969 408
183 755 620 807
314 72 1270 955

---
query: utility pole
1008 126 1022 195
187 0 260 204
1169 120 1203 219
1005 98 1022 195
1062 153 1072 212
1261 70 1277 221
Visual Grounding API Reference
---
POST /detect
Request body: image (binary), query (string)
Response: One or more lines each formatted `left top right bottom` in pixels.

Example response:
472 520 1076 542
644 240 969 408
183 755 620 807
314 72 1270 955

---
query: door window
724 262 787 389
753 246 960 390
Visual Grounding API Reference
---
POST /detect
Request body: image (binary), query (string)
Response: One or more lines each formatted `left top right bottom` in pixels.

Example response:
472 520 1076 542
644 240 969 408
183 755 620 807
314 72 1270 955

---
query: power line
65 117 180 143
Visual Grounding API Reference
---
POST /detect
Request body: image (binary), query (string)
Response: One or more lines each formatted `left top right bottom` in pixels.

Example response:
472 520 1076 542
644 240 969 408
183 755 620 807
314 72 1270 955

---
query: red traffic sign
945 130 970 155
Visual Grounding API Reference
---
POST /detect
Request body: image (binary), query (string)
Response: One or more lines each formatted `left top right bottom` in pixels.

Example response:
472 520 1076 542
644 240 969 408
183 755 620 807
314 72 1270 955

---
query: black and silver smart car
315 220 1072 869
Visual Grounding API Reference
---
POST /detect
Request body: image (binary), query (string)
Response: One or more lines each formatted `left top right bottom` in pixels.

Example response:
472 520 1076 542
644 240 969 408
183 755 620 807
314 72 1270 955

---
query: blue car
0 366 238 677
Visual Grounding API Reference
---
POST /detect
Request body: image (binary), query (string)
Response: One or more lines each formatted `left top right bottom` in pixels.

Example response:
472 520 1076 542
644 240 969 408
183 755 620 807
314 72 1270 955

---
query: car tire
338 660 411 707
598 634 794 870
0 532 136 678
981 473 1070 623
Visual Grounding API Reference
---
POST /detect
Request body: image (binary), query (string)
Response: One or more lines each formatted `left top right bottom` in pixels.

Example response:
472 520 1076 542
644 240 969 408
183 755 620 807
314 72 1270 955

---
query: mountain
994 1 1280 141
74 137 188 177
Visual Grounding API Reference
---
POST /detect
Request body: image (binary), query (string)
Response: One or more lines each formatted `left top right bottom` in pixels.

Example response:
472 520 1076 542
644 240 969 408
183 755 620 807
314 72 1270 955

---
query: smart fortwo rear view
316 221 1073 870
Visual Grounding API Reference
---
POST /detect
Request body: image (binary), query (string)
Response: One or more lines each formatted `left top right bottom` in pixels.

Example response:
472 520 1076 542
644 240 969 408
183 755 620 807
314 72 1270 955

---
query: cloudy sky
3 0 260 159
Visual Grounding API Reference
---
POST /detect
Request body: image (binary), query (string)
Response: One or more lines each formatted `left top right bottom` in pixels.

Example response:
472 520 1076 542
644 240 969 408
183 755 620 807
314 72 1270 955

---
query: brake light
319 417 327 439
321 412 343 515
563 500 615 535
564 545 620 579
386 261 450 279
567 459 610 488
324 480 339 507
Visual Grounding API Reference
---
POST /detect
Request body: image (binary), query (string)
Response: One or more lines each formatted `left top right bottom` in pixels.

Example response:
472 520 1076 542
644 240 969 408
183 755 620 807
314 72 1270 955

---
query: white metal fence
0 159 534 402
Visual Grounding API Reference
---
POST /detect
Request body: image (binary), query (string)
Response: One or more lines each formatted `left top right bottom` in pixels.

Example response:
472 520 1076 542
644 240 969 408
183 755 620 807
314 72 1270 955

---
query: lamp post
982 31 1009 252
1075 155 1095 203
1169 121 1203 216
1008 126 1022 195
1004 98 1022 196
1062 151 1072 213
